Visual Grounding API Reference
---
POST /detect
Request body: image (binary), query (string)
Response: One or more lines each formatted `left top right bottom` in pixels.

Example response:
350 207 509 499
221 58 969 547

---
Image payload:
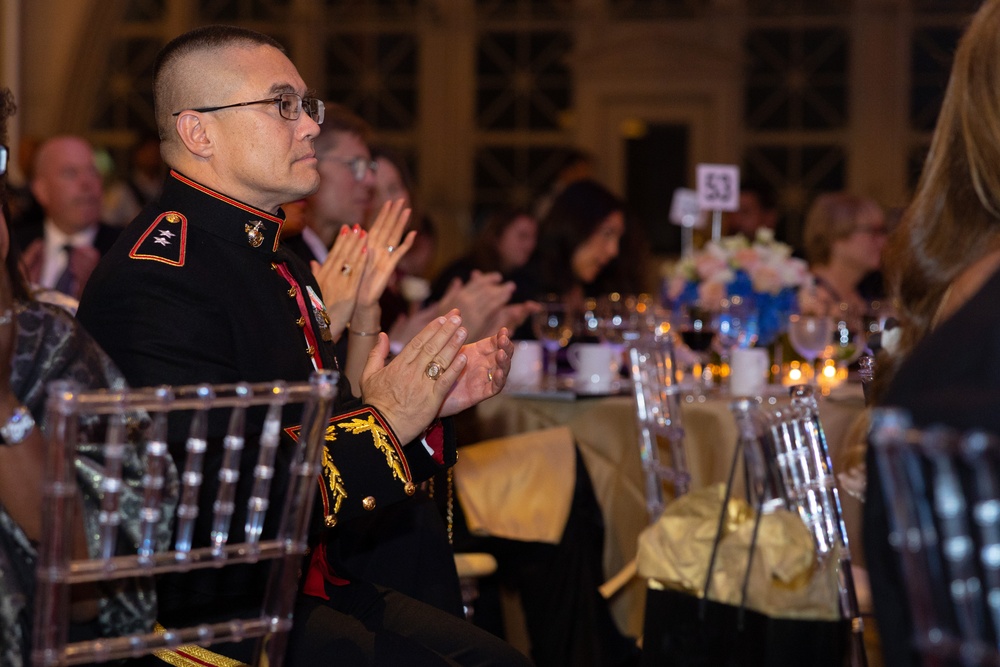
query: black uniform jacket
77 170 456 617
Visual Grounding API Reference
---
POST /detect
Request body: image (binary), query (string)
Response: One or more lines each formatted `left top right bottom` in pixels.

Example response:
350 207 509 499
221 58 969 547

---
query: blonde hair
803 192 882 266
885 0 1000 369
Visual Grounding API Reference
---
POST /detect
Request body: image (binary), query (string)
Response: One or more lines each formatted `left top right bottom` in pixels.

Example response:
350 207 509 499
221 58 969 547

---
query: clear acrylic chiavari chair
730 386 868 667
627 330 691 522
870 408 1000 666
32 371 337 667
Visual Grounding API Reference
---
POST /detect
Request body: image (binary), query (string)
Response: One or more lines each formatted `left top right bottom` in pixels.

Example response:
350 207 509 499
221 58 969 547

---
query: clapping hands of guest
311 223 367 340
361 309 512 444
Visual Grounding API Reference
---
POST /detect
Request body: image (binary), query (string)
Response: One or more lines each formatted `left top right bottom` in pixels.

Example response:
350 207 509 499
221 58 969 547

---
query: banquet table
470 382 868 637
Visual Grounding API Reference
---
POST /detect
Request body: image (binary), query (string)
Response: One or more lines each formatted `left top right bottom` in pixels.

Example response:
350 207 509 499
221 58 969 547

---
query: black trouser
287 580 532 667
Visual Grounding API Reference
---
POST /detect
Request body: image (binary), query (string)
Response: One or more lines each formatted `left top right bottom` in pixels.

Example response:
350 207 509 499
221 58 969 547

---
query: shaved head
153 26 285 159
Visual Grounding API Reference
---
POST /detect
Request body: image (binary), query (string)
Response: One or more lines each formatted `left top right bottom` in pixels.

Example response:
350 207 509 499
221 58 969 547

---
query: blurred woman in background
518 179 644 306
801 191 887 318
431 208 537 302
0 87 170 667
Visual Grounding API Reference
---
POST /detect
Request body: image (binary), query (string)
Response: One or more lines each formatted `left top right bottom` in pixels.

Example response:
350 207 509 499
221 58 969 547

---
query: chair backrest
32 371 338 667
734 386 847 556
730 386 867 667
628 333 690 521
870 408 1000 665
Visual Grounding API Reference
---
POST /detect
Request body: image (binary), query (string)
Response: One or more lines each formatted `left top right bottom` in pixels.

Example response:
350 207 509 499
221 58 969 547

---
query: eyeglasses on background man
319 155 378 182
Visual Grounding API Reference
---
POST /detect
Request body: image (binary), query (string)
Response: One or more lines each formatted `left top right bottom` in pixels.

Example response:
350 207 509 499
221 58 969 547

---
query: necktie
54 244 75 295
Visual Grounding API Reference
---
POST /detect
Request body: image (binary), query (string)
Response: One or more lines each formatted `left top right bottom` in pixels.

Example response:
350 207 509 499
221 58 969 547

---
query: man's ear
174 111 213 159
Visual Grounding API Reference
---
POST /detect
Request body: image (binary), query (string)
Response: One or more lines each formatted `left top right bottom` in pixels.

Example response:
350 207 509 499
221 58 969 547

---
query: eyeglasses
320 155 378 182
0 144 7 176
172 93 325 124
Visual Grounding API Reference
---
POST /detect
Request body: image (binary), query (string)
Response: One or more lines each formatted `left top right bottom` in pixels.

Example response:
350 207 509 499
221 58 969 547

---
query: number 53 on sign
696 164 740 212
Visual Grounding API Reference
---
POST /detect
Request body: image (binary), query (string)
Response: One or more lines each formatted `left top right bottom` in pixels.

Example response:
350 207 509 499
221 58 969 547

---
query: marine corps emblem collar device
245 221 264 248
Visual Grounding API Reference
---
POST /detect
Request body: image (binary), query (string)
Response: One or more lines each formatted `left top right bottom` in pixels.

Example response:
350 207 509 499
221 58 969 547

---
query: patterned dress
0 299 175 667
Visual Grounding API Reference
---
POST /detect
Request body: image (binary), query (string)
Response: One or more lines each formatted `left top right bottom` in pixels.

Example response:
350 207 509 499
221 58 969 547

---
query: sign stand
669 187 702 257
696 164 740 242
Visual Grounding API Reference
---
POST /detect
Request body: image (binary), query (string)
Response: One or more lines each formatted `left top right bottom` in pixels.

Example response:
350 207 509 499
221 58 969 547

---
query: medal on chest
306 285 333 342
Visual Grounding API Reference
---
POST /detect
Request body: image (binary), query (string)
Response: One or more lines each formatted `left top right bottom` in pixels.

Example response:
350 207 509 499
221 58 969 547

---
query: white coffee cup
567 343 619 394
730 347 770 397
507 340 543 390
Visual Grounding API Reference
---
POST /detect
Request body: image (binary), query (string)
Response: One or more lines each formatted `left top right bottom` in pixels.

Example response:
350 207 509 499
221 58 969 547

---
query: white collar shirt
39 219 99 289
301 226 328 263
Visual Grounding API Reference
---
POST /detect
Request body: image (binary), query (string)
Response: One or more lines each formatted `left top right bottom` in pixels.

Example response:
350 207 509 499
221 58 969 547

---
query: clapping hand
440 326 512 418
360 310 513 443
360 310 469 444
357 199 416 309
441 271 516 342
311 224 368 339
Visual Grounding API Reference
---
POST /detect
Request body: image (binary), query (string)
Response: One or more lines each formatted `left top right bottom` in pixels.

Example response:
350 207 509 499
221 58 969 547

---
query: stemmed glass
787 314 834 384
676 304 718 391
531 297 577 391
829 304 865 367
715 296 759 379
595 293 655 347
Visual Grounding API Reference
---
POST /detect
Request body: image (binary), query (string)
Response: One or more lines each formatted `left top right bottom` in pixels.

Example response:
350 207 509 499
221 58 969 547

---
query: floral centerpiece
666 229 810 345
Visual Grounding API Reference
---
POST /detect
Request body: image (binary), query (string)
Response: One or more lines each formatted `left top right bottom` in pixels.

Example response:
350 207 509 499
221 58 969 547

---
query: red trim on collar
170 170 284 252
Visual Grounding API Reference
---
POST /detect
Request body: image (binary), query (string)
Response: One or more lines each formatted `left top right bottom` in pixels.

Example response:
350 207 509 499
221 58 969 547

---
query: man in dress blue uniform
77 25 526 667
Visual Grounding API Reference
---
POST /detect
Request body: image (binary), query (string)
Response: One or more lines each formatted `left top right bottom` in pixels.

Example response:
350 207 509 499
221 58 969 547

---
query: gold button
165 213 181 223
325 514 337 527
288 286 297 298
404 482 416 496
305 345 315 355
296 316 306 328
362 496 376 511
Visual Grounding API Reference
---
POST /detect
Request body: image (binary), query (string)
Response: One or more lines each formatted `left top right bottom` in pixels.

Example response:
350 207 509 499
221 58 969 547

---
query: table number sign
696 163 740 241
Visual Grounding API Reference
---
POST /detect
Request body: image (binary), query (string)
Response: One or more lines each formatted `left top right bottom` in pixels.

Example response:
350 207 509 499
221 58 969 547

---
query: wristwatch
0 405 35 445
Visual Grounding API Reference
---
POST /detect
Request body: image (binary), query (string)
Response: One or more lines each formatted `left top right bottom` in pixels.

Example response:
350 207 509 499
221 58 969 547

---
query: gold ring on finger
341 264 352 275
425 360 444 381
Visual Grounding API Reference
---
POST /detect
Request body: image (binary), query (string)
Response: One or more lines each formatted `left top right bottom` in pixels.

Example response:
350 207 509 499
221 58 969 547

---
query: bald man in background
16 135 120 299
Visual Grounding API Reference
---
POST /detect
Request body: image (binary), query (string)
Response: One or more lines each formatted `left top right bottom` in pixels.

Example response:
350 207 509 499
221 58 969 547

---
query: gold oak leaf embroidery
337 416 407 482
322 424 347 515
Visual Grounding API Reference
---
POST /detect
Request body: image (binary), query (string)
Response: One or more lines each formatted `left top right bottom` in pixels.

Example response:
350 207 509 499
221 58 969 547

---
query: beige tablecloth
471 383 867 637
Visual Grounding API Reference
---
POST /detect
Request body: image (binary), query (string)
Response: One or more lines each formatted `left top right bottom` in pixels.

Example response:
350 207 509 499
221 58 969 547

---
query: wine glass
787 314 834 384
715 296 759 381
830 308 865 367
676 304 718 391
531 298 576 390
595 293 655 347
